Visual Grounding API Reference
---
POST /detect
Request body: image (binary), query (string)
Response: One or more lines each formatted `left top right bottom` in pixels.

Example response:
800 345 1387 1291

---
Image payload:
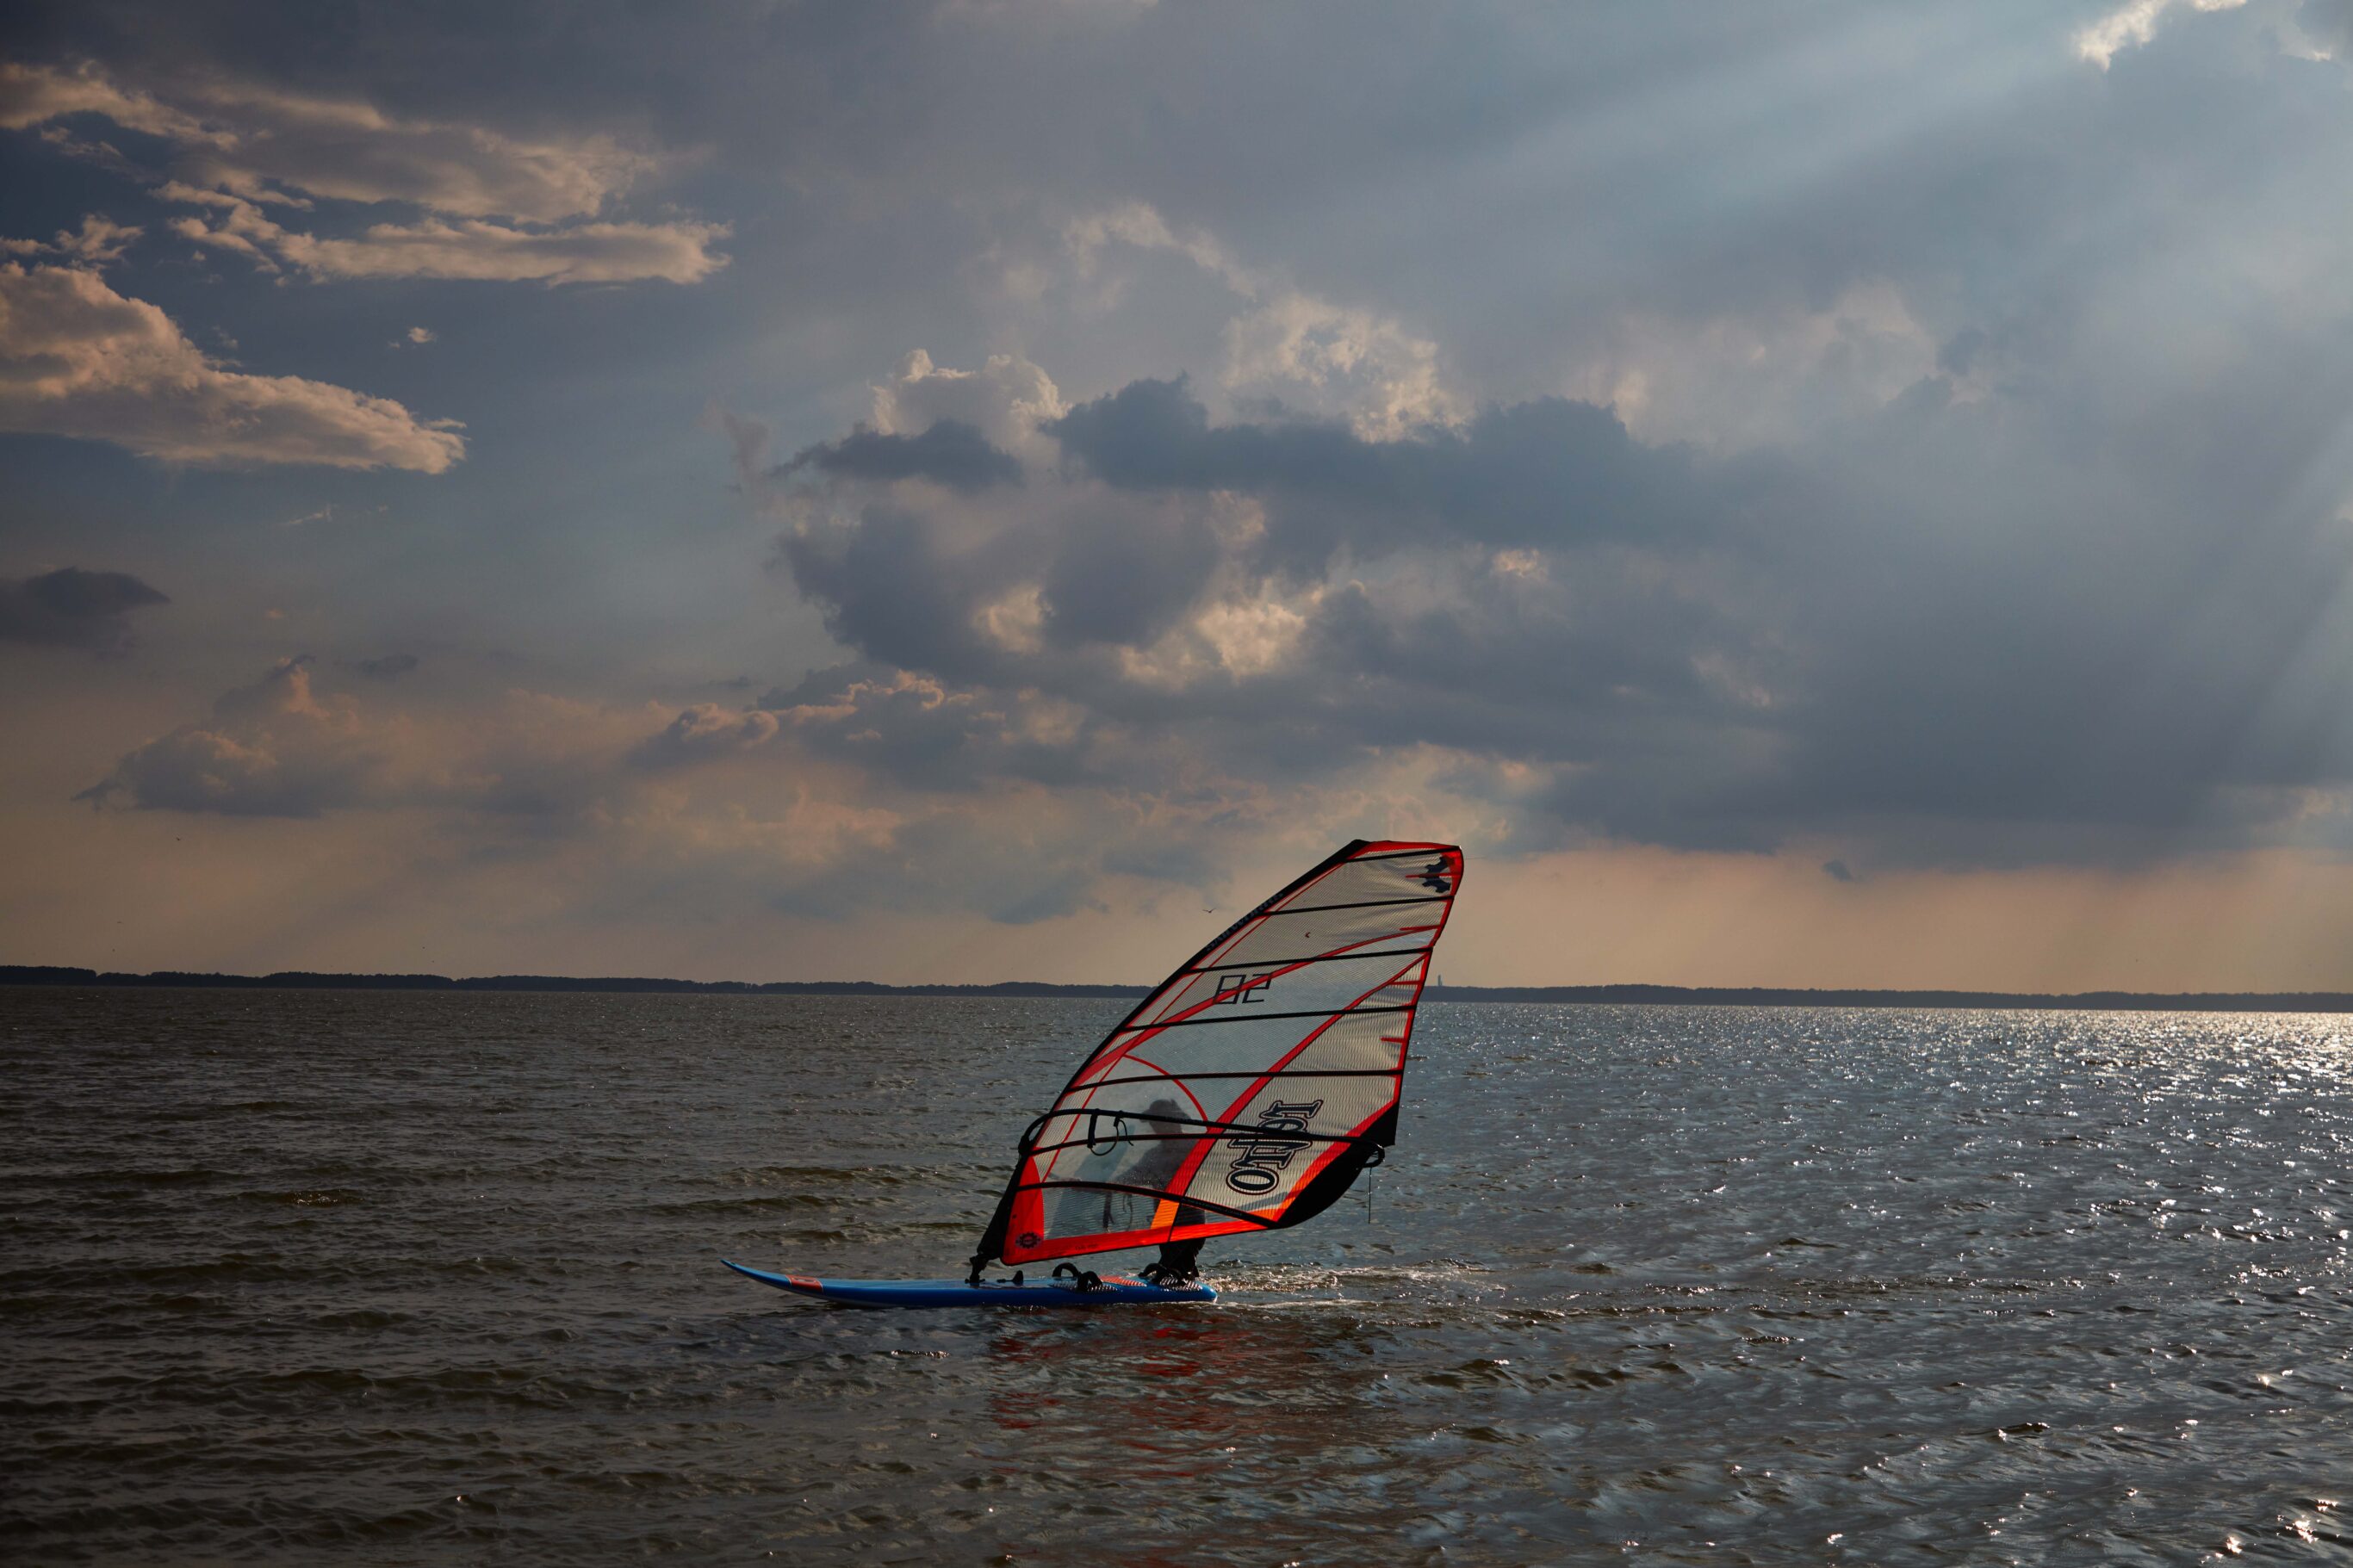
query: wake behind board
723 1258 1214 1307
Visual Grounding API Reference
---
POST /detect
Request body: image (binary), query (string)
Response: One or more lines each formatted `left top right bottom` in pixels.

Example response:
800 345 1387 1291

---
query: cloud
1220 290 1462 441
866 350 1065 457
1039 497 1220 648
756 663 1098 791
749 358 1766 836
80 657 630 818
1045 375 1705 572
2074 0 2248 69
1 59 648 220
81 660 835 821
65 656 1124 927
5 59 727 286
0 566 169 652
737 332 2353 878
2306 0 2353 56
773 504 1015 681
779 419 1022 493
1564 281 1941 451
280 505 359 527
1065 203 1253 294
78 657 380 816
630 703 781 768
1 214 141 266
0 59 209 143
0 262 464 470
284 216 728 286
1065 202 1463 437
165 193 729 286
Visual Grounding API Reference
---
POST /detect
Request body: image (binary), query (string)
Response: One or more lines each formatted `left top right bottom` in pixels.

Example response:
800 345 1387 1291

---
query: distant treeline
0 966 1143 999
1431 983 2353 1013
3 964 2351 1013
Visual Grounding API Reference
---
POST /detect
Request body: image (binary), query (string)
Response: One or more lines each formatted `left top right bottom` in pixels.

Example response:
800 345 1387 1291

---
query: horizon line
5 964 2353 1013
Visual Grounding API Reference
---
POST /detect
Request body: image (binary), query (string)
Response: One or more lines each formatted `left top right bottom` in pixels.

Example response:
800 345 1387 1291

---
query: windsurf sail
969 839 1463 1274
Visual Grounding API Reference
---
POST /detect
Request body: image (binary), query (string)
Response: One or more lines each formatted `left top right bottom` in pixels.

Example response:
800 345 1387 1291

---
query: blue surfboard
722 1258 1215 1307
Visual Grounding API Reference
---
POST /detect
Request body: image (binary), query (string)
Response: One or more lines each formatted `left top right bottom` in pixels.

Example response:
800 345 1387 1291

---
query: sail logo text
1212 972 1273 1005
1223 1099 1324 1194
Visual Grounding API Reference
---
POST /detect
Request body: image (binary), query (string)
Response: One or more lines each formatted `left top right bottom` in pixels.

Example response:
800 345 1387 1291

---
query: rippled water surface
7 989 2353 1565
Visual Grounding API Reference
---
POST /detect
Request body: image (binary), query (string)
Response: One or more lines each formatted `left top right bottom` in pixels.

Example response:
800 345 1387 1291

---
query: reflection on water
3 989 2351 1563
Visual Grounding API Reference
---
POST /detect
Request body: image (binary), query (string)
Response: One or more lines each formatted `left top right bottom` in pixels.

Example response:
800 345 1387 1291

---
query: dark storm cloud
1040 504 1218 647
765 345 2353 871
347 653 419 679
0 567 168 652
760 380 1791 838
772 505 1012 680
1047 378 1706 573
779 420 1021 493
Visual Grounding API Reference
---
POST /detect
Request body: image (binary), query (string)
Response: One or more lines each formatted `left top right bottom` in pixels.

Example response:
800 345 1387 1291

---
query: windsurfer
1126 1100 1208 1283
1046 1096 1213 1281
953 840 1463 1295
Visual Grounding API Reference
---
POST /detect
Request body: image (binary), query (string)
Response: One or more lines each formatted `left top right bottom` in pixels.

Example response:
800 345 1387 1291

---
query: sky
6 0 2353 989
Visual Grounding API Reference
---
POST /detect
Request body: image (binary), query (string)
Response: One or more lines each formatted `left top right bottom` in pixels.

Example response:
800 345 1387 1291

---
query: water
4 989 2351 1565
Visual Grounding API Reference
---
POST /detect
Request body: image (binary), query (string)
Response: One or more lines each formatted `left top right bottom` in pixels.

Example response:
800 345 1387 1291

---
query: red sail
986 840 1462 1267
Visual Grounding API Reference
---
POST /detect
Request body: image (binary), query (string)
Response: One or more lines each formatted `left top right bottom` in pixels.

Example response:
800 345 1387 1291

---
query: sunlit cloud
4 59 728 285
1064 202 1465 437
2074 0 2248 69
0 212 141 266
0 262 464 469
173 201 729 286
1 59 650 220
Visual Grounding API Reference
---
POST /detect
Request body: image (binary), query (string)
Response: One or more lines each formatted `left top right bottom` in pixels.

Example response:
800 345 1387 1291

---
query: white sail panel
1191 898 1448 974
980 840 1462 1267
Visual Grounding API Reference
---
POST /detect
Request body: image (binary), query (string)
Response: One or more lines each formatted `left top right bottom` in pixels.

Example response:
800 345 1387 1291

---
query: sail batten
1182 944 1436 976
1084 1068 1406 1087
973 838 1463 1268
1106 1004 1414 1032
1274 894 1452 915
